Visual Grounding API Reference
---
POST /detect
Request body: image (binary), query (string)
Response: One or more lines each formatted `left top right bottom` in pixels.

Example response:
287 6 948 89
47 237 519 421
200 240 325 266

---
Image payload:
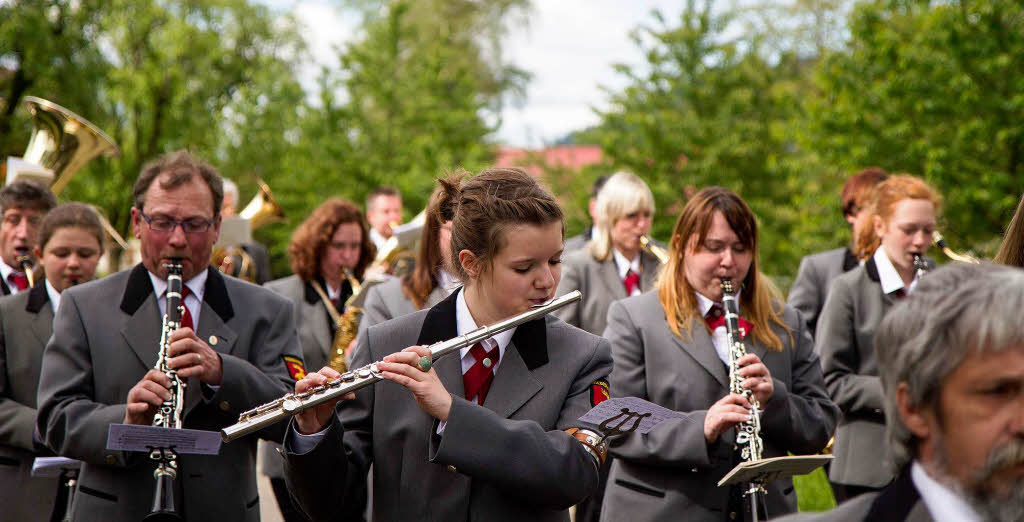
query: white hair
587 171 655 261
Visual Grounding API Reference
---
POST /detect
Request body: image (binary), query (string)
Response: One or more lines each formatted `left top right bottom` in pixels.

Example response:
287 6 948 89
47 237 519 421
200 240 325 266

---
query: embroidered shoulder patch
590 379 610 406
283 356 306 381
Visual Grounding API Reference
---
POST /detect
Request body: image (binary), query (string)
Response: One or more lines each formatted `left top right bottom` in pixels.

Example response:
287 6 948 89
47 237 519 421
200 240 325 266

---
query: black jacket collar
865 256 882 283
842 247 859 272
26 280 50 314
866 466 919 521
303 276 354 307
415 289 549 370
119 264 235 322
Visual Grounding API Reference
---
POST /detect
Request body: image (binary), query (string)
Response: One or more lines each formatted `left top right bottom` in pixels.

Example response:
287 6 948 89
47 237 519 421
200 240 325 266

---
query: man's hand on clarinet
124 370 172 425
166 327 223 385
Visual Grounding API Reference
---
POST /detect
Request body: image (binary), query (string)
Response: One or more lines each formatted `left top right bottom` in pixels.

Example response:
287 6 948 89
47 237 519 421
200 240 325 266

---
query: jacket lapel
26 283 54 346
119 264 163 370
301 280 332 359
640 251 661 291
866 466 929 521
671 318 729 388
484 317 546 418
597 256 627 300
416 291 464 399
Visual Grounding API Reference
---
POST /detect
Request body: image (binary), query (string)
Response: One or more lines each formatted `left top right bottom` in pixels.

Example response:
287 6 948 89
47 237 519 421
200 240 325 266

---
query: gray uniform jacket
0 283 59 522
261 274 344 482
283 290 613 522
554 248 661 336
815 257 931 488
600 291 838 522
786 247 858 336
563 227 593 252
355 276 449 342
773 467 932 522
36 264 301 522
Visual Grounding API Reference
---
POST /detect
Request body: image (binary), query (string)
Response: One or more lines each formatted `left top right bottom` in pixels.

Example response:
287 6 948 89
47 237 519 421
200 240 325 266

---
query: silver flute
221 290 583 442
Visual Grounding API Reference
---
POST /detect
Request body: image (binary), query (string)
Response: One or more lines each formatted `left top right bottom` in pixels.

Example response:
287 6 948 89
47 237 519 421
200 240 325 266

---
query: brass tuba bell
14 96 120 194
239 179 285 229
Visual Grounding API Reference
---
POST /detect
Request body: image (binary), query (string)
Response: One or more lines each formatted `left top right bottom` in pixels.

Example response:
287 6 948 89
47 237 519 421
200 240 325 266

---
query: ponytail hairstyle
657 187 790 351
853 175 941 261
402 183 457 309
439 167 563 283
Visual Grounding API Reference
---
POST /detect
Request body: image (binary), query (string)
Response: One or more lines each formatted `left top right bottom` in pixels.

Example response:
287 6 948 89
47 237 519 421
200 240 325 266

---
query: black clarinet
145 260 186 522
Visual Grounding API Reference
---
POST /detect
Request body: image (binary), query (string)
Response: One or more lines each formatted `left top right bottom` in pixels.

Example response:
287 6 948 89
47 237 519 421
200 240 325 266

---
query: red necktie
623 270 639 296
177 285 195 331
704 304 753 339
892 288 907 299
7 272 28 291
463 342 500 405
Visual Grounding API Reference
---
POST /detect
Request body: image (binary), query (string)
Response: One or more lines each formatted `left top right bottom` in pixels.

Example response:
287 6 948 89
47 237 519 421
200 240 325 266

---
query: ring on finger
417 356 432 372
196 353 202 364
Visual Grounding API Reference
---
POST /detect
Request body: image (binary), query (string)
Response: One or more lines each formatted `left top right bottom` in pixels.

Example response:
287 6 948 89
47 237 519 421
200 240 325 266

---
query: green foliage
581 0 1024 282
581 1 828 280
805 0 1024 258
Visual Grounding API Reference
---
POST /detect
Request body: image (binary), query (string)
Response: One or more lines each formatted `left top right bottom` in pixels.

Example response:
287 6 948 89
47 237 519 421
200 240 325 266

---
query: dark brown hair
657 187 789 351
289 198 375 282
841 167 888 218
133 150 224 216
439 167 563 281
402 183 457 309
0 180 57 214
37 202 105 253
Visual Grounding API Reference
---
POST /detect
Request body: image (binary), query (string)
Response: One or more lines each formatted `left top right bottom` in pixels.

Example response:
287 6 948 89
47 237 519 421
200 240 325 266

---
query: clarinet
721 278 764 463
221 290 582 442
145 260 186 522
913 253 929 279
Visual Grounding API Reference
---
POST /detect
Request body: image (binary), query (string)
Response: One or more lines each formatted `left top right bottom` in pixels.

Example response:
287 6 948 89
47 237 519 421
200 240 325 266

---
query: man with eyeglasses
36 150 304 522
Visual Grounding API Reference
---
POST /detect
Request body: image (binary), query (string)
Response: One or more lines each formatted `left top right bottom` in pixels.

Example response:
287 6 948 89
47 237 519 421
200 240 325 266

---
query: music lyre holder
596 407 649 438
717 454 833 522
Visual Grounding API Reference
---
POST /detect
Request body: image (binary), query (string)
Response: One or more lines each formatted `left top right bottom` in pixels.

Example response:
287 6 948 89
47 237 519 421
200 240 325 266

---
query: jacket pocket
615 478 665 498
78 485 118 503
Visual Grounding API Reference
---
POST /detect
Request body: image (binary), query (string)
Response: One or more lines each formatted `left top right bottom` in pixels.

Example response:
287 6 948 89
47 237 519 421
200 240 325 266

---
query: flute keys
357 367 372 379
341 372 356 382
282 398 301 414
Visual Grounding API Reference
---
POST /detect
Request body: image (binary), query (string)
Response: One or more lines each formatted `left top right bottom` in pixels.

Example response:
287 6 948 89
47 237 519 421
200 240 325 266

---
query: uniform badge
283 356 306 381
590 379 610 406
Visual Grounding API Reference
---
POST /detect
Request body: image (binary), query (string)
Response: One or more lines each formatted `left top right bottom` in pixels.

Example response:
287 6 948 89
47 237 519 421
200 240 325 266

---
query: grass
794 467 837 512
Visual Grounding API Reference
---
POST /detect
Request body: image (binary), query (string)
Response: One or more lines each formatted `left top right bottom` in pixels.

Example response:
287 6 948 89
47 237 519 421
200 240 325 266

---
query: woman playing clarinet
599 187 837 522
816 175 940 500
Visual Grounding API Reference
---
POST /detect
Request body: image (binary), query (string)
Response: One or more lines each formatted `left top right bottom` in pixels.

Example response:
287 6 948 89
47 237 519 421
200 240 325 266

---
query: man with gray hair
777 262 1024 521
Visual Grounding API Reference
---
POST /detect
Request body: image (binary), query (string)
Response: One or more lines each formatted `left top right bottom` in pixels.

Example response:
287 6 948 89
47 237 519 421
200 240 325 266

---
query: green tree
582 1 825 280
805 0 1024 257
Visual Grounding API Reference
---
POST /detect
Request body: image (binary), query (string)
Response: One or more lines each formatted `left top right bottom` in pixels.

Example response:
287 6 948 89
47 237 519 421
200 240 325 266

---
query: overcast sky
272 1 686 148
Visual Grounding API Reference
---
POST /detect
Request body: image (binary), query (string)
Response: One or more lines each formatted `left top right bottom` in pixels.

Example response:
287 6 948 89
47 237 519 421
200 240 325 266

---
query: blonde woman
554 172 662 336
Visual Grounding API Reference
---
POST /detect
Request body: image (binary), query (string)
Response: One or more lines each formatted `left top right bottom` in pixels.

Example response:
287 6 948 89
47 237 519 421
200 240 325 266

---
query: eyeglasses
139 210 215 234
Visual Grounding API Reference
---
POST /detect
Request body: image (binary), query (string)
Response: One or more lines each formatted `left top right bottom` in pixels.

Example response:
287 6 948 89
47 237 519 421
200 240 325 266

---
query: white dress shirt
148 268 208 327
612 248 643 297
911 460 982 522
873 247 921 296
45 279 63 315
696 292 734 366
0 259 25 295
